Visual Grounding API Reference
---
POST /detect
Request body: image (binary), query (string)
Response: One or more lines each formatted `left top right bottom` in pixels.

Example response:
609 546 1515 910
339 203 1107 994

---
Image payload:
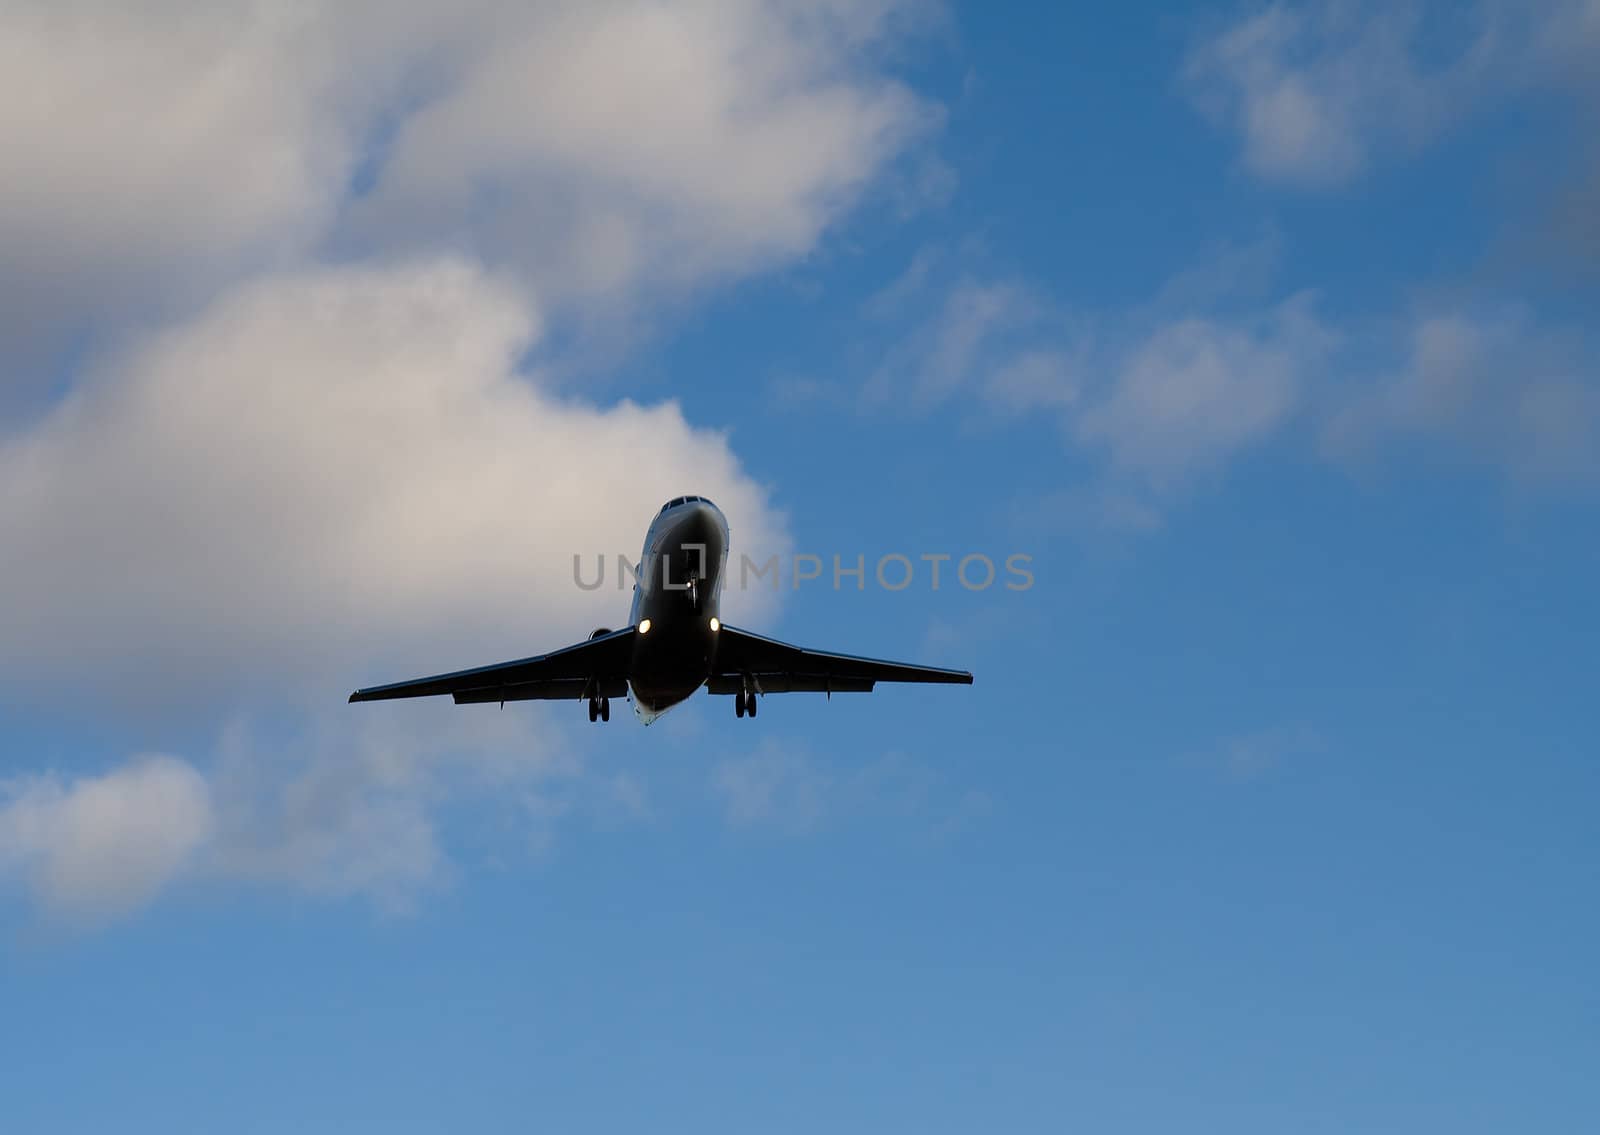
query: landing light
638 619 652 634
709 617 720 632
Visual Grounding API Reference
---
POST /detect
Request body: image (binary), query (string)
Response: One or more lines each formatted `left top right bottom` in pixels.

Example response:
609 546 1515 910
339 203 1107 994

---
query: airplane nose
677 501 726 549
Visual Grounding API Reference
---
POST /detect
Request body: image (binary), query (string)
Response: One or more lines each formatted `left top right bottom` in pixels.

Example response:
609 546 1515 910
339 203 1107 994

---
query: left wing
707 624 972 695
349 627 636 704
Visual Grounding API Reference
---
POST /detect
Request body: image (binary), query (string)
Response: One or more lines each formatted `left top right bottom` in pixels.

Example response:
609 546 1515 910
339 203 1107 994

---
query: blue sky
1 2 1597 1131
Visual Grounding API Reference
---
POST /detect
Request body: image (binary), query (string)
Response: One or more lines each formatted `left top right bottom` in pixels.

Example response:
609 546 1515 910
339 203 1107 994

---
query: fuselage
625 496 729 723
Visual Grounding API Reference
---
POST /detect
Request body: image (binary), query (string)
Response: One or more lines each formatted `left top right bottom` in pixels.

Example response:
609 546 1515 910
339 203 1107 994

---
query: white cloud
0 260 789 712
844 234 1597 505
0 756 213 922
864 278 1049 409
0 0 413 362
860 275 1070 410
0 707 594 922
1220 726 1321 781
983 349 1081 412
351 0 938 301
714 740 831 831
847 250 1335 498
1074 295 1336 485
1325 310 1600 481
0 0 943 925
712 740 987 837
205 707 576 911
0 0 936 370
1184 0 1600 186
1177 725 1324 782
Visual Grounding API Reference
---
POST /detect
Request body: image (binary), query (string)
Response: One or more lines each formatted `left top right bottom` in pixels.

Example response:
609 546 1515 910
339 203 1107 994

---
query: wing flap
350 627 637 703
452 676 629 704
705 674 875 695
709 625 972 692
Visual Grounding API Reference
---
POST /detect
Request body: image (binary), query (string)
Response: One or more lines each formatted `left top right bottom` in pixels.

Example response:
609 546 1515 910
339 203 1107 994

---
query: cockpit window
659 495 715 514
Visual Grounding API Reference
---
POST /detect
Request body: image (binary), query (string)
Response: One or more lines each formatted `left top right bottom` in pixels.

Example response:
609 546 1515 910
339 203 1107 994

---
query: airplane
349 495 973 724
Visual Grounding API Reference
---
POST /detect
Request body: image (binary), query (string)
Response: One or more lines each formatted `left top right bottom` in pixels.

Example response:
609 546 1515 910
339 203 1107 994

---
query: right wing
349 627 636 704
707 624 973 695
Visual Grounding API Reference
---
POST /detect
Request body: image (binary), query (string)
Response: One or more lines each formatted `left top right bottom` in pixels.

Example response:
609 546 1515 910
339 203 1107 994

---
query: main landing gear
733 688 757 718
587 696 610 722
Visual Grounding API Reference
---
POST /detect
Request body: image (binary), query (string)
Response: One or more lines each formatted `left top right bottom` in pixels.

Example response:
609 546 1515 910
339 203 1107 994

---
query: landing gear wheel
587 697 598 722
744 690 758 718
735 692 745 718
599 697 610 722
